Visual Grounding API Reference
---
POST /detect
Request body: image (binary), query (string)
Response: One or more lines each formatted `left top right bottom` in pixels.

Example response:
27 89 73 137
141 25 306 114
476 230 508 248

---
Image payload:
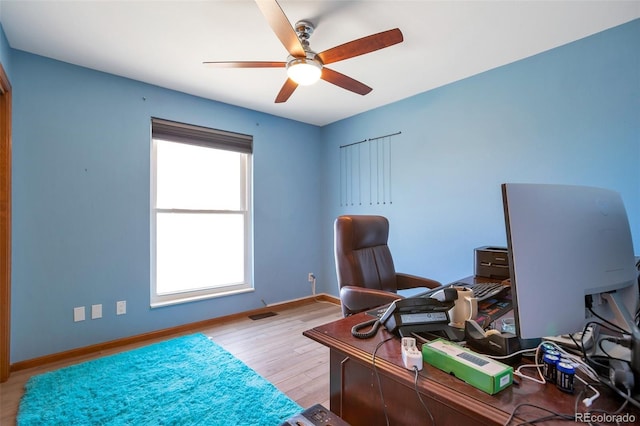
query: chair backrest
334 215 398 293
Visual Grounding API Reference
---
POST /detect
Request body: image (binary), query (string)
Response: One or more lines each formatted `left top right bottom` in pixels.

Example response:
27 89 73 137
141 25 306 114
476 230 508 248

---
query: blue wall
6 19 639 363
10 51 323 362
319 19 639 291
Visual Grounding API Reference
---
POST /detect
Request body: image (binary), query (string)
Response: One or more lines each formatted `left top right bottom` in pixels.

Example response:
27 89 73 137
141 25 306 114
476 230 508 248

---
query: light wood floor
0 300 343 425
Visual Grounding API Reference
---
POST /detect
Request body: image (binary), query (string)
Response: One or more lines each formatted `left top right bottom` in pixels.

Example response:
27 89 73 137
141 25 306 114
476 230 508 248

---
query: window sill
150 286 254 308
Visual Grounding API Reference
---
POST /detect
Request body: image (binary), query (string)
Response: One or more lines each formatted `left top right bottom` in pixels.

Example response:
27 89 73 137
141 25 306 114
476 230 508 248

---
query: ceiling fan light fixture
286 57 322 85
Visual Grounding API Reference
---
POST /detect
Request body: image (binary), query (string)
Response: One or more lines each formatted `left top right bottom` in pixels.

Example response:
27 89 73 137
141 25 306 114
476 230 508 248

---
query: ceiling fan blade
317 28 403 65
275 78 298 103
255 0 305 58
203 61 286 68
321 68 372 96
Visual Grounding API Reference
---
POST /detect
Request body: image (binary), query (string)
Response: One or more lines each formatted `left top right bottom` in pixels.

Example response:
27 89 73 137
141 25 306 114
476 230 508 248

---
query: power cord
504 385 630 426
371 337 438 425
597 337 633 364
587 306 629 334
536 320 640 413
579 320 628 374
576 320 640 410
372 336 394 426
512 340 601 406
486 347 537 361
413 366 435 426
503 403 574 425
574 375 601 408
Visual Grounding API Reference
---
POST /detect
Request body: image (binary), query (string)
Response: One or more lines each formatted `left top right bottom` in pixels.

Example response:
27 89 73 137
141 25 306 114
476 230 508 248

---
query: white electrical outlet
116 300 126 315
73 306 85 322
91 304 102 319
308 273 314 282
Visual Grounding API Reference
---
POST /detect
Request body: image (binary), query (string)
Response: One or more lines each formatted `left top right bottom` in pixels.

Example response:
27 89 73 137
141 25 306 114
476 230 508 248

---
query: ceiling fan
203 0 404 103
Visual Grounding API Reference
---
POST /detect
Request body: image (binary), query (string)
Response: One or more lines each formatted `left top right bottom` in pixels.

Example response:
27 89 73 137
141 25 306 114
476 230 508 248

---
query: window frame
150 118 253 307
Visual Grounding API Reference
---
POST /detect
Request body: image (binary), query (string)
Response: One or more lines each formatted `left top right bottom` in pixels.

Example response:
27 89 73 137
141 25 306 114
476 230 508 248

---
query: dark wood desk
303 286 639 425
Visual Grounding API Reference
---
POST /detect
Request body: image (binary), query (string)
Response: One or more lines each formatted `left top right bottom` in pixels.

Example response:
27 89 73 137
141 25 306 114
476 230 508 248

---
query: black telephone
381 298 451 335
351 296 455 339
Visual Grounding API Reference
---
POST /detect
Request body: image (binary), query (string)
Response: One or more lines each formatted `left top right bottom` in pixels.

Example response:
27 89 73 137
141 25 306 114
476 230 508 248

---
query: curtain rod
339 131 401 149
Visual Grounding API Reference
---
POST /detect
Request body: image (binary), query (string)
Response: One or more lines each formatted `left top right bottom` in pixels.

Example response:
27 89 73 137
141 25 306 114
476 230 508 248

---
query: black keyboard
457 282 508 301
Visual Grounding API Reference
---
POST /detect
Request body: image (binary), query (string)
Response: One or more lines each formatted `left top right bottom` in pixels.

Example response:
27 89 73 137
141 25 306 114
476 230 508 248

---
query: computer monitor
501 183 638 340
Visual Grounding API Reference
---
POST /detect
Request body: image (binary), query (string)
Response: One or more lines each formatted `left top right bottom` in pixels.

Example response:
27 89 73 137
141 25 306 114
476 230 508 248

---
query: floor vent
248 312 277 321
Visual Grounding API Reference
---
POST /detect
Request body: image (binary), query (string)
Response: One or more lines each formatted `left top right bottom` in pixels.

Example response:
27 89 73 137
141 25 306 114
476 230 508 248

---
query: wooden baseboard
10 293 340 373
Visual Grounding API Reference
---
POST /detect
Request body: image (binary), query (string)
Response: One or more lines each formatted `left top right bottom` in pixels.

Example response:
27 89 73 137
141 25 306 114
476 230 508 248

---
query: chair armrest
396 273 441 290
339 286 402 316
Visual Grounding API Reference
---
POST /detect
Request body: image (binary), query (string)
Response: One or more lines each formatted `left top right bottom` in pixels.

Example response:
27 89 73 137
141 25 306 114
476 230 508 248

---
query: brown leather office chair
334 215 442 316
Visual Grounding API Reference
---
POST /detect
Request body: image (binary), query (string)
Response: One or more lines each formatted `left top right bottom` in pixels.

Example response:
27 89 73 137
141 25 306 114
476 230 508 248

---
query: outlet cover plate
116 300 126 315
91 304 102 319
73 306 85 322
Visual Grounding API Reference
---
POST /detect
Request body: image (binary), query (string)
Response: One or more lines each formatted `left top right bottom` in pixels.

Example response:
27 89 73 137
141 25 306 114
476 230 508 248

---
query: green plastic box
422 338 513 395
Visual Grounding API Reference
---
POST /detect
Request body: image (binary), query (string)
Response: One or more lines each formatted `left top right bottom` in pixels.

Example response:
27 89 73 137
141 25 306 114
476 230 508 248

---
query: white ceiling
1 1 638 126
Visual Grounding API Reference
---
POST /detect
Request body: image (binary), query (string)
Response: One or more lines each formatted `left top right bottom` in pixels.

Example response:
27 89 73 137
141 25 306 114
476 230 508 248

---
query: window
150 118 253 307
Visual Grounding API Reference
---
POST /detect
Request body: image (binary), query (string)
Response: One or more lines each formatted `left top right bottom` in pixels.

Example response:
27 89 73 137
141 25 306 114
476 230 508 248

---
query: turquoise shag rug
17 333 301 425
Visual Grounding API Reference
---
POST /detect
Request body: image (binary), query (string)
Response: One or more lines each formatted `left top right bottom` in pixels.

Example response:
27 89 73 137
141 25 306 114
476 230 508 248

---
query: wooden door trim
0 61 12 383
